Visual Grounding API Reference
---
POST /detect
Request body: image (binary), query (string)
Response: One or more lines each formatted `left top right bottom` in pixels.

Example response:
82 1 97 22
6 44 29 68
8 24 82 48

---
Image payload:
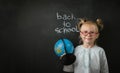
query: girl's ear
79 32 82 37
79 31 81 35
96 33 100 39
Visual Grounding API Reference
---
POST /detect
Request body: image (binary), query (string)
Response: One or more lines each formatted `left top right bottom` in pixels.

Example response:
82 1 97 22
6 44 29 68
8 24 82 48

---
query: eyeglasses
80 31 98 36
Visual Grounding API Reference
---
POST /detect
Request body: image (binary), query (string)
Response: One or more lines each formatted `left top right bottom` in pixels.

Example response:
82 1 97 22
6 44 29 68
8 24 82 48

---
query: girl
63 18 109 73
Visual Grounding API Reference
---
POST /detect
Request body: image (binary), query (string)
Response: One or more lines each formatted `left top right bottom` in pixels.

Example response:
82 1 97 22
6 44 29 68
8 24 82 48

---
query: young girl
63 18 109 73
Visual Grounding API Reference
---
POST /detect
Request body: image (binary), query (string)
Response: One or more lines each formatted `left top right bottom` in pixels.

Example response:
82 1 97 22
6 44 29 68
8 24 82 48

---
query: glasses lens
81 31 98 36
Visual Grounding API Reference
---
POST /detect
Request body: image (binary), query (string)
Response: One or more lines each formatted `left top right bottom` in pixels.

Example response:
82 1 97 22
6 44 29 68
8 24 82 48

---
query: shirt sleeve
100 49 109 73
63 64 74 72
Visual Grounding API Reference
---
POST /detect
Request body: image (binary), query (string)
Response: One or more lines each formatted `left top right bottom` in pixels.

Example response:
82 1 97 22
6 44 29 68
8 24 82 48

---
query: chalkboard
0 0 120 73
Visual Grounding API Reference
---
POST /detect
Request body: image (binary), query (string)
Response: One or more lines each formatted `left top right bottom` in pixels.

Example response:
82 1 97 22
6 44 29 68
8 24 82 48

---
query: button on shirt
63 45 109 73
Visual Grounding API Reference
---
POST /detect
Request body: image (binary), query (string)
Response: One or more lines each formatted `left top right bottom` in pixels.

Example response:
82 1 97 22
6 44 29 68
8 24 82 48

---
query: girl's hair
77 18 104 44
77 18 104 32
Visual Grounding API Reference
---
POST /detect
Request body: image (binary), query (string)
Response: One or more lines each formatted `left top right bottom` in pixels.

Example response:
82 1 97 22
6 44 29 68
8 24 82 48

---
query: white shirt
63 45 109 73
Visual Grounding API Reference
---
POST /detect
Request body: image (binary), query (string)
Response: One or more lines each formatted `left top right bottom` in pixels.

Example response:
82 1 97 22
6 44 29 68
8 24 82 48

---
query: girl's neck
82 43 95 48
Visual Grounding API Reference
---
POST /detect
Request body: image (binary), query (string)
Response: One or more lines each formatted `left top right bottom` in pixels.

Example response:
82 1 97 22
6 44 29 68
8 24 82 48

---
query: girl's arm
100 50 109 73
63 64 74 72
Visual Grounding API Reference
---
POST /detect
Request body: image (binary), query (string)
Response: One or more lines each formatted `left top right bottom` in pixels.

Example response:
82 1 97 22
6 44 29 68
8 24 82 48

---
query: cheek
80 33 84 38
80 35 85 41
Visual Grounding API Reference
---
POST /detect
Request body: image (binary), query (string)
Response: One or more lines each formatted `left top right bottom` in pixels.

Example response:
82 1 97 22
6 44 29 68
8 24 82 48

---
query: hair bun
96 18 104 31
77 18 87 30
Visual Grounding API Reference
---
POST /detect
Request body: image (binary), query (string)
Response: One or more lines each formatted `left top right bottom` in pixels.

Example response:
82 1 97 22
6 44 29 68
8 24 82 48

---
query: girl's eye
84 31 88 33
91 32 94 34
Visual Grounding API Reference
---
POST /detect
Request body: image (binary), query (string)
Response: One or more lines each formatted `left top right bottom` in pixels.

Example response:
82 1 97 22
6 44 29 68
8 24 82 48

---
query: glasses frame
80 31 99 36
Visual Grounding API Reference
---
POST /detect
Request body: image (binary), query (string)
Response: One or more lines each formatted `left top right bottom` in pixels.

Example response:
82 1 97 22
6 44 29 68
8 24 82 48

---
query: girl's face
80 23 99 45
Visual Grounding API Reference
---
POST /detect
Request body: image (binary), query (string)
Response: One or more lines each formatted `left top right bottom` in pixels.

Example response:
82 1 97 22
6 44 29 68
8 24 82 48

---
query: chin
85 41 93 44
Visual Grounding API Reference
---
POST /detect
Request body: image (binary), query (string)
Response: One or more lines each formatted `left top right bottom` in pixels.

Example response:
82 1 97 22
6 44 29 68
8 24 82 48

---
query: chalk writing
55 12 79 34
56 12 75 20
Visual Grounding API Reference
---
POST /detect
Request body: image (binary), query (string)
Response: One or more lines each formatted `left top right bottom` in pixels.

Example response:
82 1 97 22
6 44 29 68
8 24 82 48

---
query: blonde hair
77 18 104 32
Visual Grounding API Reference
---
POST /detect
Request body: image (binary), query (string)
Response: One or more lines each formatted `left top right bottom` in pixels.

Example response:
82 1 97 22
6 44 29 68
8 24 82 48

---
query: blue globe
54 38 74 57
